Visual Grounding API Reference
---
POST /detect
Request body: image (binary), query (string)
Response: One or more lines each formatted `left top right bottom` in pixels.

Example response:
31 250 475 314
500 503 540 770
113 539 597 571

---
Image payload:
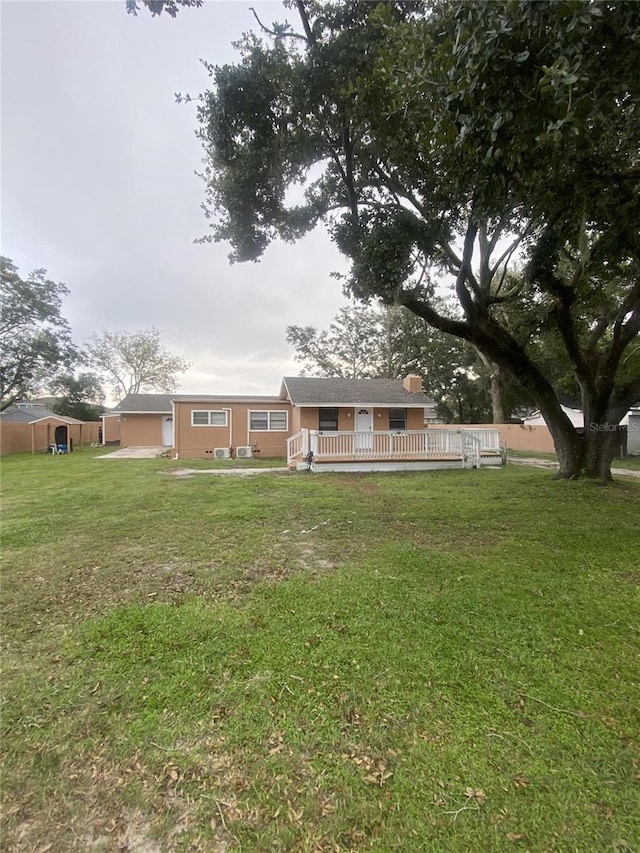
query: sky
1 0 349 400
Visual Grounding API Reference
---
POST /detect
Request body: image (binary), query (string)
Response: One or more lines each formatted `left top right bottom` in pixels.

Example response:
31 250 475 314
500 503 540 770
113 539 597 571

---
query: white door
162 416 173 446
355 408 373 451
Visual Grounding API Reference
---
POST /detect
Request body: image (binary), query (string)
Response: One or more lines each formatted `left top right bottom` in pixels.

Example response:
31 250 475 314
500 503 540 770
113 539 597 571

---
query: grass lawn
507 448 640 471
1 450 639 852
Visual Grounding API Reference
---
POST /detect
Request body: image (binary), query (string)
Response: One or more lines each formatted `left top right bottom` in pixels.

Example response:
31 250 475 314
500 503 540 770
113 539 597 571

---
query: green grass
1 449 639 852
507 447 640 470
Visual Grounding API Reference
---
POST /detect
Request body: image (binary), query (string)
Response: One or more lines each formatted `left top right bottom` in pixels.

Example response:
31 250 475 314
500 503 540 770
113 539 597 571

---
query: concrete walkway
509 456 640 478
97 446 168 459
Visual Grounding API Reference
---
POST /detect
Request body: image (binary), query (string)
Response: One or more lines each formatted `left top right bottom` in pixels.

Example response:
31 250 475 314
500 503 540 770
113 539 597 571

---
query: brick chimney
403 374 423 393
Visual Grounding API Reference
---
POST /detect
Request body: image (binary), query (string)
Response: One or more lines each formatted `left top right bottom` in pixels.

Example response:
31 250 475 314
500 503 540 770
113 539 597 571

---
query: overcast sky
1 0 349 399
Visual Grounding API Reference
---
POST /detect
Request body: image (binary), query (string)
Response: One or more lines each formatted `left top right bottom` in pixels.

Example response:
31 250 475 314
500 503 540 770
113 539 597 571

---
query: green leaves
170 0 640 473
0 257 77 410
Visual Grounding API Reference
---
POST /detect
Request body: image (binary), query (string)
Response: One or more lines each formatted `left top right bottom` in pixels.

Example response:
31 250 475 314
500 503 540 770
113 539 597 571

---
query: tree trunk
476 350 505 423
402 292 637 482
546 420 585 479
489 367 506 424
581 421 623 481
545 413 622 481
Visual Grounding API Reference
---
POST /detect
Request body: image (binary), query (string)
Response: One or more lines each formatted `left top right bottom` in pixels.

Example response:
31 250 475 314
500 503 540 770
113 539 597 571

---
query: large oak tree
133 0 640 478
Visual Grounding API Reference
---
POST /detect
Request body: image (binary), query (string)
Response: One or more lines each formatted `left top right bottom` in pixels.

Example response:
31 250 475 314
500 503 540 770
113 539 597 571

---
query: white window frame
249 410 289 431
191 409 228 427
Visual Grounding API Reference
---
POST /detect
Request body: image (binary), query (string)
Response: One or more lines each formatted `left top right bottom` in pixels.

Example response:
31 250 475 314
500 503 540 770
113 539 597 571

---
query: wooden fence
0 421 101 455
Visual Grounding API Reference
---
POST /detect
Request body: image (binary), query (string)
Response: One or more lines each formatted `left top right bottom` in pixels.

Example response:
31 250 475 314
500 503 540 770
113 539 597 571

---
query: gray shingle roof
172 395 283 404
110 394 174 413
0 407 51 423
282 377 435 407
0 407 84 424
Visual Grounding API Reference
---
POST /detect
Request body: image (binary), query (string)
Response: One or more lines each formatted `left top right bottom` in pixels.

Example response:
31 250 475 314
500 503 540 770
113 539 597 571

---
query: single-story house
104 375 502 471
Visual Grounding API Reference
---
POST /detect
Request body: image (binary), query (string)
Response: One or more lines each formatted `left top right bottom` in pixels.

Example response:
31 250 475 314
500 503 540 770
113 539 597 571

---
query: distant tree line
0 256 191 417
286 301 566 424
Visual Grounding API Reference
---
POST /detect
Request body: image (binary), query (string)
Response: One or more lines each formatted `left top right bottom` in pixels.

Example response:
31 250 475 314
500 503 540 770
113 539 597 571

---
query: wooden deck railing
287 428 500 465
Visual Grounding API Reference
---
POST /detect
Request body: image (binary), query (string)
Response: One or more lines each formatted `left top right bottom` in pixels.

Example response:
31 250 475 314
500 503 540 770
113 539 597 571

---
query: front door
162 416 173 446
355 408 373 451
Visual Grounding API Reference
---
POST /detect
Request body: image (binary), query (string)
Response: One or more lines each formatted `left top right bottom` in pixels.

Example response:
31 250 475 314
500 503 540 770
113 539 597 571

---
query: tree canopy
84 327 191 401
50 373 105 422
286 302 525 422
133 0 640 478
0 257 77 411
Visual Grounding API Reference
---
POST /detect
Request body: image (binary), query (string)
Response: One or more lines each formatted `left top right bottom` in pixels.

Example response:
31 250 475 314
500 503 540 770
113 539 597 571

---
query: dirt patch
509 457 640 478
163 467 289 478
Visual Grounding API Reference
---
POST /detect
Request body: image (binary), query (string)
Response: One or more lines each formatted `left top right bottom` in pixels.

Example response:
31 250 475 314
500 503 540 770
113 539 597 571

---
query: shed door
355 408 373 451
162 416 173 446
54 425 68 449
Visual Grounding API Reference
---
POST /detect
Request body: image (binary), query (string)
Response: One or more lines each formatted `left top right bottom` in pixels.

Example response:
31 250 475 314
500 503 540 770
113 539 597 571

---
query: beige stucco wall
373 407 424 429
120 414 166 447
298 406 425 432
298 407 355 431
102 415 121 444
174 401 292 459
290 406 302 434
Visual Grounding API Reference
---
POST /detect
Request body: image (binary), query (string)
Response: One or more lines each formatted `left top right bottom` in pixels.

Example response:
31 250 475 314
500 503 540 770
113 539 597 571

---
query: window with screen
318 407 339 431
191 410 228 427
249 410 288 431
389 408 407 431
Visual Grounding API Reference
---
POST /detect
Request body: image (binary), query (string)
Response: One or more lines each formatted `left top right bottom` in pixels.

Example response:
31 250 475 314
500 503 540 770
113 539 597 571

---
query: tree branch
456 219 479 320
249 7 309 43
294 0 315 44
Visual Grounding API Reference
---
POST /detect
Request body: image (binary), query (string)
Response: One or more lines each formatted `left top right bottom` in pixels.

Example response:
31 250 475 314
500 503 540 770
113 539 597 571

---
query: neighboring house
626 407 640 455
524 404 584 428
424 400 443 424
13 397 60 410
524 402 640 456
105 375 502 471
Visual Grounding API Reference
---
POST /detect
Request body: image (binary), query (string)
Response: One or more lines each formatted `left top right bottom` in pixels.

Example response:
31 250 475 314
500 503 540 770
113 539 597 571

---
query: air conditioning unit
214 447 231 459
236 446 253 459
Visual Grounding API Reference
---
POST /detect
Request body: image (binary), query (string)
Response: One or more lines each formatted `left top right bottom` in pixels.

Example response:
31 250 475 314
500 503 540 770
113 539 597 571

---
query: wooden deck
288 429 504 472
